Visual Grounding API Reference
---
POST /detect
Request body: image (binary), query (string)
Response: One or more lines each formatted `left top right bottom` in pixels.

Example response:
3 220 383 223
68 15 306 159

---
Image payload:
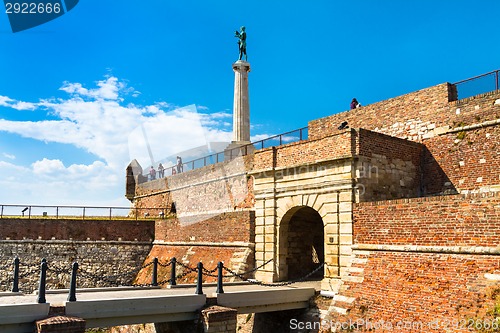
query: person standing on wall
158 163 164 178
176 156 183 173
149 166 156 180
350 98 361 110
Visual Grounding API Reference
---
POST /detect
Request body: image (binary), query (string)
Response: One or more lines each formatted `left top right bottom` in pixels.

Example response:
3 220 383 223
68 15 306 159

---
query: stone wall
133 155 254 219
0 219 154 293
0 240 152 293
354 129 424 201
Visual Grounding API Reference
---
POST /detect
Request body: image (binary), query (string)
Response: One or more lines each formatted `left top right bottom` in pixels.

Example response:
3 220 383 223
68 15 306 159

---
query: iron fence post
37 260 47 304
109 207 112 220
152 258 158 286
56 207 59 219
216 261 224 294
170 257 177 286
495 71 498 90
28 206 31 219
1 205 3 218
67 262 78 302
195 262 203 295
82 207 85 220
12 257 19 292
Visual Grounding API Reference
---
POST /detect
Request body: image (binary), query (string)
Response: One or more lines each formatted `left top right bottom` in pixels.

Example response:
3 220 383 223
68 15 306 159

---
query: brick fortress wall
309 86 500 330
134 211 255 285
325 193 500 332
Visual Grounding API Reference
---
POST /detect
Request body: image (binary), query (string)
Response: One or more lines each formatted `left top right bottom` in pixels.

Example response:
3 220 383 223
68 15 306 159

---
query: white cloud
11 101 37 110
0 95 13 106
0 95 37 110
250 133 274 142
2 152 15 160
59 76 125 101
0 76 235 206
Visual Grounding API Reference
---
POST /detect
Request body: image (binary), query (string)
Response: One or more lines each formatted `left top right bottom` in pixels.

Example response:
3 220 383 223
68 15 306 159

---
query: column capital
232 60 251 72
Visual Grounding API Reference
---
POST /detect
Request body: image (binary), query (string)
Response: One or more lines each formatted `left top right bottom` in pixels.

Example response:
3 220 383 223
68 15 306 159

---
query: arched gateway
250 154 355 292
279 206 324 281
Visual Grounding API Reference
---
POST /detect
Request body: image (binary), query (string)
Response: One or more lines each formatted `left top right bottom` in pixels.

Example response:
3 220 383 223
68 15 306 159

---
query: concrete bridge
0 283 317 333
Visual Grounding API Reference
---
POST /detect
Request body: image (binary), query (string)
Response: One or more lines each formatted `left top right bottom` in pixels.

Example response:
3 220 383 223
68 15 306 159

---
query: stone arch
277 205 325 281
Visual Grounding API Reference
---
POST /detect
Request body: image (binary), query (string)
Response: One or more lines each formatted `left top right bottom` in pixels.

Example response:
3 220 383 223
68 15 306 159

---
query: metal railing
0 204 166 220
453 69 500 100
145 126 308 180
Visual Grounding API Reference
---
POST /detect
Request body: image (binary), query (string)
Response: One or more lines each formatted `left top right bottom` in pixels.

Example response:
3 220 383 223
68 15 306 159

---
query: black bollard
37 260 47 304
12 257 19 293
152 257 158 286
170 257 177 286
195 262 203 295
216 261 224 294
67 262 78 302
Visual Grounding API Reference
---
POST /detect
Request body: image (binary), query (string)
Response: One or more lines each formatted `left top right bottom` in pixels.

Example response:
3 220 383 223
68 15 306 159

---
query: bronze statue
235 26 247 61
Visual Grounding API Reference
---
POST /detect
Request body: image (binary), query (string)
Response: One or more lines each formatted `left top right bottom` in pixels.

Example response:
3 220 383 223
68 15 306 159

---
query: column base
224 141 254 161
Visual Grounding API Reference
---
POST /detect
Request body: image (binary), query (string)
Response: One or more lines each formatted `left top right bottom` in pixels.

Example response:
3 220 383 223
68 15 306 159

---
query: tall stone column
232 60 251 143
225 60 253 160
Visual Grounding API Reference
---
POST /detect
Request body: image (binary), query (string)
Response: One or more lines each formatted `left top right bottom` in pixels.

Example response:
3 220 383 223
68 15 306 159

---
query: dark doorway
283 206 324 281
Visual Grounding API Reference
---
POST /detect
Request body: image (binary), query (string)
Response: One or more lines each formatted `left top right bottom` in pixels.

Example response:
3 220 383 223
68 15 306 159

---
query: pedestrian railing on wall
0 257 325 302
0 204 165 220
453 69 500 101
144 126 309 180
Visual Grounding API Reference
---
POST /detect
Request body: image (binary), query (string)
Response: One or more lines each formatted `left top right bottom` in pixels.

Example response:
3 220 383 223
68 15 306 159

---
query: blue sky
0 0 499 206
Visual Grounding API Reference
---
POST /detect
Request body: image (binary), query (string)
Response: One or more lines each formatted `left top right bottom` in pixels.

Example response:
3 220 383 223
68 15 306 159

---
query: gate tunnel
279 206 325 281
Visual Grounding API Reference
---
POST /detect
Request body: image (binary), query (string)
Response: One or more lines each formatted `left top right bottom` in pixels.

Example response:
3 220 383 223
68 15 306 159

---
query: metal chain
202 266 218 274
224 263 325 287
1 258 323 289
157 261 172 268
213 258 273 279
176 261 199 273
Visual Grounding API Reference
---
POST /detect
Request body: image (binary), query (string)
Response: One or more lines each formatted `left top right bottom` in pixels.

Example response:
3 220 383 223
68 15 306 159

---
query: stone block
339 222 352 234
339 255 353 267
322 213 339 224
255 226 265 236
326 235 339 244
264 234 275 243
338 202 352 213
338 191 353 202
339 245 353 256
339 213 352 223
325 245 339 255
324 223 339 235
339 235 353 245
